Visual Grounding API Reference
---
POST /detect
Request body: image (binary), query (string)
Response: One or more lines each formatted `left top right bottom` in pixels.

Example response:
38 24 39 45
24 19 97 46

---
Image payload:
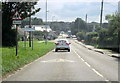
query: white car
55 39 71 52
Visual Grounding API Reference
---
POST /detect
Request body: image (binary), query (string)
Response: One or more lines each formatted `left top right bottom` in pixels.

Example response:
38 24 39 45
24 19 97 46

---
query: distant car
72 35 76 38
66 36 70 38
55 39 71 52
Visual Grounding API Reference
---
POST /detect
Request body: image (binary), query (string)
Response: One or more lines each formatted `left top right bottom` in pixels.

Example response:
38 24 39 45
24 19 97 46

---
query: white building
118 1 120 13
34 25 52 32
24 25 52 32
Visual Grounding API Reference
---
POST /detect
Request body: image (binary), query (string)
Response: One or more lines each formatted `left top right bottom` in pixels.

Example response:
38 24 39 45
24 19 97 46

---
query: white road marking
73 50 110 82
92 68 104 78
74 50 81 58
41 58 75 63
85 62 91 67
81 58 85 62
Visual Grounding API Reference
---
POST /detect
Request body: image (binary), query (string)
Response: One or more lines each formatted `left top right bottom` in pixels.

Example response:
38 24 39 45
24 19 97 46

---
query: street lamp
45 0 48 44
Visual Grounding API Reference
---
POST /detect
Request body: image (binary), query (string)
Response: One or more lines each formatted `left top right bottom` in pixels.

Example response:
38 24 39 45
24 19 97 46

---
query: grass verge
2 41 55 77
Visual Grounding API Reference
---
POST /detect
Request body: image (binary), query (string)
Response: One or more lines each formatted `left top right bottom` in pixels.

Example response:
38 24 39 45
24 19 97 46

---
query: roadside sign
13 20 21 24
12 10 23 56
22 28 35 32
12 10 22 20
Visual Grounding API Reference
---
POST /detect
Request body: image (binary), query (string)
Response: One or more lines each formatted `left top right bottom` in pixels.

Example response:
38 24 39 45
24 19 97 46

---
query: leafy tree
71 18 87 35
2 1 40 46
105 14 113 21
97 28 108 48
87 22 100 32
76 32 86 40
33 31 44 40
49 22 70 32
85 32 98 45
104 13 120 52
31 17 43 25
21 17 43 28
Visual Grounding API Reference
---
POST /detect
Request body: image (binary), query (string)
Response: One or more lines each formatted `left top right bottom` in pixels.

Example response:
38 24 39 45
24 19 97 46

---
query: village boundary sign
12 10 22 24
12 10 23 56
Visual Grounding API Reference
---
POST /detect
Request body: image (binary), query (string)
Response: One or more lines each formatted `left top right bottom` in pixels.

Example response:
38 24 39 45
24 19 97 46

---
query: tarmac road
3 39 118 82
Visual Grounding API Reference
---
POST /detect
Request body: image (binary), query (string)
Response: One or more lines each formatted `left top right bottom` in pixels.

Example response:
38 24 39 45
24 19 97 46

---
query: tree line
73 13 120 53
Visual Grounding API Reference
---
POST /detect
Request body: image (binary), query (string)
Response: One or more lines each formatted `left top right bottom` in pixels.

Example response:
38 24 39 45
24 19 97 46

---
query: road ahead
3 38 118 82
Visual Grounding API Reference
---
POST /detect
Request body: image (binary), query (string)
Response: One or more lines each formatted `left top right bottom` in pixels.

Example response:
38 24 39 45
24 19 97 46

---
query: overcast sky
32 0 119 23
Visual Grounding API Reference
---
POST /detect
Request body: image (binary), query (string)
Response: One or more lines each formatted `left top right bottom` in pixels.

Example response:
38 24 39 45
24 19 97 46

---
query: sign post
22 27 35 50
16 25 18 56
12 10 22 56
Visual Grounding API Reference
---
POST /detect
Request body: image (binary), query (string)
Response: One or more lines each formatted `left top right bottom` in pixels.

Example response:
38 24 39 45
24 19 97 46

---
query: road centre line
74 50 81 58
92 68 104 78
81 58 85 62
73 50 110 82
85 62 91 67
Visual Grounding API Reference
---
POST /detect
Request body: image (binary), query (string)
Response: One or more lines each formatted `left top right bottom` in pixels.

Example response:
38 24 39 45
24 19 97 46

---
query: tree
71 18 87 35
21 17 43 28
76 32 86 40
97 28 108 48
33 31 44 40
49 22 70 32
105 14 113 21
2 1 40 46
105 13 120 52
31 17 43 25
85 32 98 45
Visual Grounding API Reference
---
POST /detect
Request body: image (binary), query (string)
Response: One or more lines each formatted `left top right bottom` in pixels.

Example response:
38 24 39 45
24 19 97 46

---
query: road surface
3 38 118 82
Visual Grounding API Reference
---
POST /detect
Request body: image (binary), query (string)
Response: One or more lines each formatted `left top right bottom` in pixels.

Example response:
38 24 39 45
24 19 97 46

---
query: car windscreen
57 40 67 43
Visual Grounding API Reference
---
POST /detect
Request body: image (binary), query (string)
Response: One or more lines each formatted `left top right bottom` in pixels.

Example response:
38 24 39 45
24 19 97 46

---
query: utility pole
29 2 32 47
45 0 48 44
85 14 88 33
78 19 79 33
100 0 104 28
46 0 48 23
85 14 87 23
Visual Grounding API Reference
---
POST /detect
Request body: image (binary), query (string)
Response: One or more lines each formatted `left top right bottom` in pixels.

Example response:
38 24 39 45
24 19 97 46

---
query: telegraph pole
85 14 88 23
29 2 32 47
46 0 48 23
100 0 104 28
45 0 48 44
85 14 88 33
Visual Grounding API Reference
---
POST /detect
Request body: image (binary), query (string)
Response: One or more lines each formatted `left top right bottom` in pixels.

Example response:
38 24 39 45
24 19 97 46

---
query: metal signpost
22 28 35 50
12 10 22 56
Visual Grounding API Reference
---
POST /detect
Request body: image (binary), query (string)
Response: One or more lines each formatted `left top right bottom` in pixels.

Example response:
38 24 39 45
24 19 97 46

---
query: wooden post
16 25 18 56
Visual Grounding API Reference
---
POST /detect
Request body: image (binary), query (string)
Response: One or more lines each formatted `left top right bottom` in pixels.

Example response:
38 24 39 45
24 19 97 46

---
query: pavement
74 40 120 58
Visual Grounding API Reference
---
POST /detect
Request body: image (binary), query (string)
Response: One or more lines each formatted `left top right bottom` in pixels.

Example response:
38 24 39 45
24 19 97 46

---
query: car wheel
68 49 70 52
55 49 58 52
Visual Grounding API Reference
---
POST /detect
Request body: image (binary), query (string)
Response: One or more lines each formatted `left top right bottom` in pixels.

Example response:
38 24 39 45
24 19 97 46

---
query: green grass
101 49 112 51
2 41 55 77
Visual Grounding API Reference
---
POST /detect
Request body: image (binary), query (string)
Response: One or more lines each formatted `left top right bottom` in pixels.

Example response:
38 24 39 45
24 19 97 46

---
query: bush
85 32 98 45
76 32 86 40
